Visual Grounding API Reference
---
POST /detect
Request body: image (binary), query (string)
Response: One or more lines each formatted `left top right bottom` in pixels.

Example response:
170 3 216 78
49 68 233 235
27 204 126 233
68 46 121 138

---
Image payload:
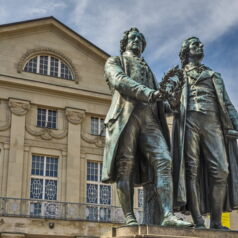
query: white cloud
70 0 238 62
0 0 67 23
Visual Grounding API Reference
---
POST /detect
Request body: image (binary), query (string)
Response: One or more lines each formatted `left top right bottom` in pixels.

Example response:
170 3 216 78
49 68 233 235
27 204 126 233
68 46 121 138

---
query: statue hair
179 36 200 68
120 27 146 54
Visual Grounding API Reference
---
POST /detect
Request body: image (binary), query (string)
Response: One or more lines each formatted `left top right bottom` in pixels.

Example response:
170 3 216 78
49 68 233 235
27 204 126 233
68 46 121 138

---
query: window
91 117 105 136
24 55 73 80
86 161 111 221
37 108 57 129
138 188 144 208
30 155 58 217
24 57 37 73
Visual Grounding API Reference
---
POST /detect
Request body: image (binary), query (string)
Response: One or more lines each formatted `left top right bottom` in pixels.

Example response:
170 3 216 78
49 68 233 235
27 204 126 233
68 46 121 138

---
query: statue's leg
184 114 205 227
115 114 139 225
140 118 192 227
201 112 229 230
116 175 136 225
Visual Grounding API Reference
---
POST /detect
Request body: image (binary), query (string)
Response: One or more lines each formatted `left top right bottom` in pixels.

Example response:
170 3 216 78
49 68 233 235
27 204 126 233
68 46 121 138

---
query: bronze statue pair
101 28 238 230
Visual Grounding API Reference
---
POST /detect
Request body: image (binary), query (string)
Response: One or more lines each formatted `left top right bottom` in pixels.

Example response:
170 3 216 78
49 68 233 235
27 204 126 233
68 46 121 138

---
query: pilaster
65 108 85 202
61 150 67 202
0 143 9 196
21 146 30 198
6 98 30 198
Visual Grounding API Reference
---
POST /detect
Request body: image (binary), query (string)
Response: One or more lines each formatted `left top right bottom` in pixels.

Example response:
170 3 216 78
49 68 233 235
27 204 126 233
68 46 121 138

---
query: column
65 107 85 203
6 98 30 198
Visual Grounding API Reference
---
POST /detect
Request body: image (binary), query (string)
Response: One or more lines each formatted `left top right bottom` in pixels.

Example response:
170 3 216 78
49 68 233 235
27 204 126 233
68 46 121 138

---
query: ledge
102 225 238 238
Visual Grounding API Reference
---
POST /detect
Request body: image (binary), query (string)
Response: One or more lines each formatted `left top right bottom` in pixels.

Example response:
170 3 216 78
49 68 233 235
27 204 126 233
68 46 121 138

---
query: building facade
0 17 145 237
0 17 237 238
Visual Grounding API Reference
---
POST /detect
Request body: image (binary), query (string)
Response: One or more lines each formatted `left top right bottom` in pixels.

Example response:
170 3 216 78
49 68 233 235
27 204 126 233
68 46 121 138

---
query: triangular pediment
0 16 110 61
0 16 111 96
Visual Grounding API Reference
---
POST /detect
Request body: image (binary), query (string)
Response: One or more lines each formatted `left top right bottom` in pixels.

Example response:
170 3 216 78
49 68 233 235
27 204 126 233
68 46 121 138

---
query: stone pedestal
102 225 238 238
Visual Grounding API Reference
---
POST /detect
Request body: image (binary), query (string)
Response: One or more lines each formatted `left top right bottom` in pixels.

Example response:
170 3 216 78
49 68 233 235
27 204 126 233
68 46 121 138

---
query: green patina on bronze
166 36 238 230
101 27 192 227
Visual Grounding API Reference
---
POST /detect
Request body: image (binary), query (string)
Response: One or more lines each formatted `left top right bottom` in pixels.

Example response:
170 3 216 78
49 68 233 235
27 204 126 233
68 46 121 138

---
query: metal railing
0 197 143 223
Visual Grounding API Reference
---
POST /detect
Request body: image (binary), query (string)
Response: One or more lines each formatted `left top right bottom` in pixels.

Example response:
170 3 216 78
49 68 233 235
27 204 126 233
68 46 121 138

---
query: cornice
0 74 111 104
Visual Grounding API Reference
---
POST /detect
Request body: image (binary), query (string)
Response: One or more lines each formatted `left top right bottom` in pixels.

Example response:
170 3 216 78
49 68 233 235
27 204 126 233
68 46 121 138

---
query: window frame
90 117 105 136
86 161 112 221
24 55 74 80
30 154 59 201
29 154 59 217
37 107 57 129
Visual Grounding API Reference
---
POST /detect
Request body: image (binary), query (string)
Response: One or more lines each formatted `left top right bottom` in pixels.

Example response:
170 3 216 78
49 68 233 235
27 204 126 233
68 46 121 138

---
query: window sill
90 133 105 137
36 126 58 130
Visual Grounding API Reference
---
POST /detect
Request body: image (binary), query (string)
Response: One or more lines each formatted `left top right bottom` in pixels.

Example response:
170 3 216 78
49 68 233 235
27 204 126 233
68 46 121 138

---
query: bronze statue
101 27 192 227
168 36 238 230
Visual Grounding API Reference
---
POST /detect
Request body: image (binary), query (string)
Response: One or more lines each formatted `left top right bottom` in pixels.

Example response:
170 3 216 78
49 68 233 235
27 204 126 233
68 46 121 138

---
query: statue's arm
105 56 156 103
222 78 238 130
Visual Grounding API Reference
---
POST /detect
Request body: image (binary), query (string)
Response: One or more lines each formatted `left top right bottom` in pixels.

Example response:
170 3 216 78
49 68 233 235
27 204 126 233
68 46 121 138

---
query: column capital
66 107 85 125
24 146 30 152
61 150 67 157
3 143 10 149
8 98 30 116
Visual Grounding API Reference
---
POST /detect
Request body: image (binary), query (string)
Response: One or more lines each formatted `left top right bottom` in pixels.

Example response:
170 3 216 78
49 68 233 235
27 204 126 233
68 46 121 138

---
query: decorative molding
66 108 85 125
17 47 80 83
25 109 68 140
0 104 11 131
24 146 30 152
8 99 30 116
61 151 67 157
81 134 105 148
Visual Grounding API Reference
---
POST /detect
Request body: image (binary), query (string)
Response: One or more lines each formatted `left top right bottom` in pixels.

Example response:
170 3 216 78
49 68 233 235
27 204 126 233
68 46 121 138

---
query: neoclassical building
0 17 146 237
0 17 236 237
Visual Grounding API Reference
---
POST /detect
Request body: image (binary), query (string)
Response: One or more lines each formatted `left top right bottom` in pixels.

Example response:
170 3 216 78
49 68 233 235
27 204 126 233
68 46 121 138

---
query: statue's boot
186 179 205 228
117 178 138 226
156 177 193 227
210 183 229 230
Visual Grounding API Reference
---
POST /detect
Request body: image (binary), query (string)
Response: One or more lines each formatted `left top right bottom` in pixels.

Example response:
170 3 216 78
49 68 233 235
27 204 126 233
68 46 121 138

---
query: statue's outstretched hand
152 90 163 101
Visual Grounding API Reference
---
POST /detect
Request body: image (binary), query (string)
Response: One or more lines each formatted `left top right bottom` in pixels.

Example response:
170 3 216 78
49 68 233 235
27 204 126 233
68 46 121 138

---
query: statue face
188 38 204 61
125 31 143 56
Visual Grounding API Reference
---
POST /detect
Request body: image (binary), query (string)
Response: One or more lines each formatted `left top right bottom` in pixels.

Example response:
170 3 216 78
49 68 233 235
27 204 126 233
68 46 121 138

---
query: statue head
179 36 204 68
120 27 146 56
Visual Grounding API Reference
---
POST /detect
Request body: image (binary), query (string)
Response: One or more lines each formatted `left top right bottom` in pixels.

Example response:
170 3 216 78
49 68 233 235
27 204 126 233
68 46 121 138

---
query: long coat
101 54 170 185
172 67 238 213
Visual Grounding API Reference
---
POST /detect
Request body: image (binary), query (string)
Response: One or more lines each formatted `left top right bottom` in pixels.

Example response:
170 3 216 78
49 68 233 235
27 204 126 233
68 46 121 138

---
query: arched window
24 55 73 80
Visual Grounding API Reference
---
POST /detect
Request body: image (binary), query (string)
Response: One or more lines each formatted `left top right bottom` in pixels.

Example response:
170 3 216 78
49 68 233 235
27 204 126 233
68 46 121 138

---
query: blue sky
0 0 238 107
